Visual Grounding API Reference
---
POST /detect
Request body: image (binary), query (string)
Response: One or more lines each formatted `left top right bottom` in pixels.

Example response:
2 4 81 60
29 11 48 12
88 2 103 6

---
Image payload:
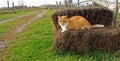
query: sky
0 0 64 8
0 0 118 8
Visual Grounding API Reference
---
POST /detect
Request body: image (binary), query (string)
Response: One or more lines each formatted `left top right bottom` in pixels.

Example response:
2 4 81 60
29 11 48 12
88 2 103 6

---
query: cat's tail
92 24 104 28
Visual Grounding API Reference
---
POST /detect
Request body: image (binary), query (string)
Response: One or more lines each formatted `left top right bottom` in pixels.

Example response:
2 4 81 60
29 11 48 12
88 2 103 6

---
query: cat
58 15 104 32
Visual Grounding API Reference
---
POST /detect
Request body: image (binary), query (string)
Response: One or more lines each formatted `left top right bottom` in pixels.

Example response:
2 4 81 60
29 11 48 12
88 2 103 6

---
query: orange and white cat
58 15 104 32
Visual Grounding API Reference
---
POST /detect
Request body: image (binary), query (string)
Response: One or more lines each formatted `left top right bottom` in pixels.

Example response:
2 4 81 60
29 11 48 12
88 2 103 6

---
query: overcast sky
0 0 65 8
0 0 118 8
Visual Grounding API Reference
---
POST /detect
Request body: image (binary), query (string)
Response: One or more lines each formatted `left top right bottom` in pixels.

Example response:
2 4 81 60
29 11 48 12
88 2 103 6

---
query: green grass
0 19 18 37
2 10 120 61
0 8 42 21
0 9 42 39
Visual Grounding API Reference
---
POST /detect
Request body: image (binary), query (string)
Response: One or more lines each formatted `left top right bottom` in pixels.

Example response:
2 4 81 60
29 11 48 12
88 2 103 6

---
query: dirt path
14 11 46 33
0 11 41 24
0 10 47 60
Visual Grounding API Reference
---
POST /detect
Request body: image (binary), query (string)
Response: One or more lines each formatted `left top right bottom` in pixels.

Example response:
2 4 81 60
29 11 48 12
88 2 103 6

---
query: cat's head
57 15 68 25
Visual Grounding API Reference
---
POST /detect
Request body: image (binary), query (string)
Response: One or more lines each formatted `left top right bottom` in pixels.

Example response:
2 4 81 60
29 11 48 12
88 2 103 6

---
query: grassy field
0 10 42 39
1 10 120 61
0 8 42 21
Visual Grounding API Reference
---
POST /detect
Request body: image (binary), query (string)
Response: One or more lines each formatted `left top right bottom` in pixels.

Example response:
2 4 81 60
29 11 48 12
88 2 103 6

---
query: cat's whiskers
59 23 68 32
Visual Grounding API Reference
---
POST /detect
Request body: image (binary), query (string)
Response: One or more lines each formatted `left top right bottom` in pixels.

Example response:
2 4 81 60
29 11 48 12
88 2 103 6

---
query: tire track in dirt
0 10 47 48
0 10 47 60
0 11 46 48
14 11 46 33
0 11 40 24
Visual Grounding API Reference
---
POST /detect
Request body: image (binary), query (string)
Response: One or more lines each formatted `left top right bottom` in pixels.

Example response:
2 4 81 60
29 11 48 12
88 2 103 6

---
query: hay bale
89 27 120 52
53 29 90 53
52 27 120 53
52 7 114 30
51 7 120 53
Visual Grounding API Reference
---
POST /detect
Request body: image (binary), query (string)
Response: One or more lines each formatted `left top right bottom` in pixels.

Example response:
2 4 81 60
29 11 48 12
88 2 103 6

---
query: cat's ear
65 15 67 18
57 16 60 19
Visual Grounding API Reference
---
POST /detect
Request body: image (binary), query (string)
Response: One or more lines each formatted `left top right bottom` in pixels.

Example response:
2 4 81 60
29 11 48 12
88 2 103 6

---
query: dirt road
0 11 41 24
0 10 47 60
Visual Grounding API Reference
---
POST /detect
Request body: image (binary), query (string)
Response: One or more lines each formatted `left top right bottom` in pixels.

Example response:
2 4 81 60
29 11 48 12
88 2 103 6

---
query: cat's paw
61 30 65 33
81 27 85 29
61 31 64 33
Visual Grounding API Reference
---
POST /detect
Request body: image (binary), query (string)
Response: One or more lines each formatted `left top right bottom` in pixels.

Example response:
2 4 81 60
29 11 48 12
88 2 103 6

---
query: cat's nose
61 23 65 25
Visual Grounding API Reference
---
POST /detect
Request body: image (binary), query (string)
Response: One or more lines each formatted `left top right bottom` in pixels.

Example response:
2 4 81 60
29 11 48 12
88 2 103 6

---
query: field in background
0 8 42 21
0 9 43 41
0 10 119 61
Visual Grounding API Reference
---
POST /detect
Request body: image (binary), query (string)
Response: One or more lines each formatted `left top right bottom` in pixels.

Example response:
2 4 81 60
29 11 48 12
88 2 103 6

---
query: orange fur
68 16 92 29
58 15 104 32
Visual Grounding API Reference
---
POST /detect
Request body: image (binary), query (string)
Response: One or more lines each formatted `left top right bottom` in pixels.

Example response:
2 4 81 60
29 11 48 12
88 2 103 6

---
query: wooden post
78 0 79 7
22 4 24 9
7 1 10 14
12 2 14 7
12 2 15 13
59 1 61 9
65 0 67 8
114 0 118 27
69 0 72 4
66 0 70 8
100 0 101 3
56 1 58 9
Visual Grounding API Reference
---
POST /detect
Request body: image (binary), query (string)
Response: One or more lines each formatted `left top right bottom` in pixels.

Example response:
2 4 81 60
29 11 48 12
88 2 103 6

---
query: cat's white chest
59 24 67 32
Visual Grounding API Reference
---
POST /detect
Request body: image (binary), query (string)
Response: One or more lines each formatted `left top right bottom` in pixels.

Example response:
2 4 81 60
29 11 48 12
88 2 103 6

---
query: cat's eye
63 21 66 22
